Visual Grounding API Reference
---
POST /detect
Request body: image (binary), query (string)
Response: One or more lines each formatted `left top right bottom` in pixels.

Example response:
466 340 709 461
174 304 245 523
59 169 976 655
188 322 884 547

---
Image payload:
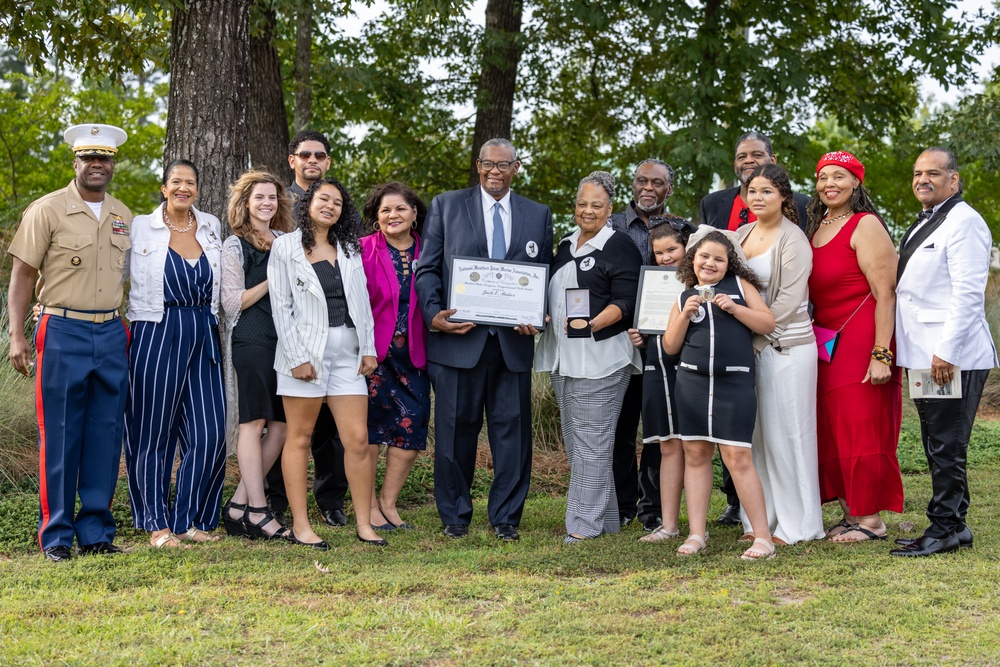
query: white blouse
534 229 641 379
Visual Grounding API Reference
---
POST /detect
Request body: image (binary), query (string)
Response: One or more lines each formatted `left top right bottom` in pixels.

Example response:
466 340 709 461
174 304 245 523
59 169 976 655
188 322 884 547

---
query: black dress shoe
895 526 973 549
494 524 520 541
322 508 349 527
357 532 388 546
43 545 73 562
641 515 663 532
79 541 123 555
443 524 469 539
889 533 961 557
716 504 742 525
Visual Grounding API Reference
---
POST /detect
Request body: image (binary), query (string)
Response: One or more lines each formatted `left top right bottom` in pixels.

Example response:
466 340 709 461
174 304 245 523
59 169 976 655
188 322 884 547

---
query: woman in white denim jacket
269 177 380 549
124 159 226 549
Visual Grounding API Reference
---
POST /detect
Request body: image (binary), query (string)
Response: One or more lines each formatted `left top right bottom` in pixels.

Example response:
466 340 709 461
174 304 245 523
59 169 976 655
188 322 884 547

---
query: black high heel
357 531 388 547
243 506 291 541
221 500 248 537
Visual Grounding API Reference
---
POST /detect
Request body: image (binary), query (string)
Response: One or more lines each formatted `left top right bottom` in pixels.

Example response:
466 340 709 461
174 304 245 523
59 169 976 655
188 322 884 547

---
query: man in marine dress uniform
7 124 132 561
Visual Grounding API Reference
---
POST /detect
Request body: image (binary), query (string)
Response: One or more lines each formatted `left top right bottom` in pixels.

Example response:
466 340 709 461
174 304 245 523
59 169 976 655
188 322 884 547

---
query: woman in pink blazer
360 182 430 531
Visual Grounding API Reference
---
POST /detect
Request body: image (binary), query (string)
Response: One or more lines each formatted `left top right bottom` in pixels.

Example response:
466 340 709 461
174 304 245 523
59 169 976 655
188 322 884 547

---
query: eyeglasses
649 216 697 235
738 207 750 226
292 151 328 161
477 159 515 172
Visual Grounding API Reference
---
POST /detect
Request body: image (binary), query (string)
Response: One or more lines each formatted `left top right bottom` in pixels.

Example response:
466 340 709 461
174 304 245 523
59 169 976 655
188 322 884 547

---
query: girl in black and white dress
628 218 696 544
663 228 776 560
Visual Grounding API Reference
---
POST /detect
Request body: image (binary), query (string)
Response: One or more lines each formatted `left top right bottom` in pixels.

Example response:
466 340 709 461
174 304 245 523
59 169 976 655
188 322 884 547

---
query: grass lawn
2 415 1000 666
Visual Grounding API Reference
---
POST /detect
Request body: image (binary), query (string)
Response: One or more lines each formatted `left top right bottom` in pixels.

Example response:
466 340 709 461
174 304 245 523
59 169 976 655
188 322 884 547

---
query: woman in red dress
807 151 903 542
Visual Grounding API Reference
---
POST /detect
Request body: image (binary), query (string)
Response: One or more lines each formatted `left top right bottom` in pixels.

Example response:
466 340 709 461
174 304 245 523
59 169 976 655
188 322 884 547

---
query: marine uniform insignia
111 215 128 235
71 256 82 266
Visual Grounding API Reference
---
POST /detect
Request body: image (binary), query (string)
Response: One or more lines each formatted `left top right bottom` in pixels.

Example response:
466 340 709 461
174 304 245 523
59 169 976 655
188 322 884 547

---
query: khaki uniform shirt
8 180 132 311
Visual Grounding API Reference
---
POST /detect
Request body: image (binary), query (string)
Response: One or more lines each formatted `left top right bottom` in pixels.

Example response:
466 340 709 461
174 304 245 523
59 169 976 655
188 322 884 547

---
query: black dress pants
265 403 348 513
912 368 989 538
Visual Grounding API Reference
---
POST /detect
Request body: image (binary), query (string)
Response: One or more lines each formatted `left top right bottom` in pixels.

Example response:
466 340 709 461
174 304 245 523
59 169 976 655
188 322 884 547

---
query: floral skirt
366 333 430 450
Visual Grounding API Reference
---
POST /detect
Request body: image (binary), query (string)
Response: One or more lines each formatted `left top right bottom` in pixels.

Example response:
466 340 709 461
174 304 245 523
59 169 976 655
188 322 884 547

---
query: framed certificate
633 266 685 334
446 256 548 329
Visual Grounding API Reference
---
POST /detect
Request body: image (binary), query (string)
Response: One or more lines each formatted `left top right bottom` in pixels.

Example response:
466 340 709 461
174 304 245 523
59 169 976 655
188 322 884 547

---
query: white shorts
277 326 367 398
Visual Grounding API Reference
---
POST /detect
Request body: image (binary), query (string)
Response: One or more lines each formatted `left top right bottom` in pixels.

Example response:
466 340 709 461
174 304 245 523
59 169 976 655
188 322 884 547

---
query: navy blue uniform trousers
34 313 129 550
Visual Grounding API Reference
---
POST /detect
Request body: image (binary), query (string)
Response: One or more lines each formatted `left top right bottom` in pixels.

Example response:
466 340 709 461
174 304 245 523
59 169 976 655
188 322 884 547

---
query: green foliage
0 0 175 82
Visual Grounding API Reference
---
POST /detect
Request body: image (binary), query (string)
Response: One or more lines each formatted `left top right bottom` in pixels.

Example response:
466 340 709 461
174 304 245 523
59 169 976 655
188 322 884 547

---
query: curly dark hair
361 182 427 237
746 163 800 227
804 176 880 240
296 177 361 257
675 230 764 292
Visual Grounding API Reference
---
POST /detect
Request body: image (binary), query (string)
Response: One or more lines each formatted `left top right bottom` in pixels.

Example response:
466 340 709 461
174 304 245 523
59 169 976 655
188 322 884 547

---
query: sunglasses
292 151 328 161
649 216 697 235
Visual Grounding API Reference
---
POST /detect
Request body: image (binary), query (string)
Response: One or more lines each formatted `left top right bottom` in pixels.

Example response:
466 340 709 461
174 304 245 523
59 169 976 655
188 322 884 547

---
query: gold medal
569 319 588 330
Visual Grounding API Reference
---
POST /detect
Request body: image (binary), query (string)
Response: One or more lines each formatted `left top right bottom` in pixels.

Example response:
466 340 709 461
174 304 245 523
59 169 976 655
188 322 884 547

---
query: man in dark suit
890 148 997 557
699 131 810 232
697 130 810 526
415 138 554 540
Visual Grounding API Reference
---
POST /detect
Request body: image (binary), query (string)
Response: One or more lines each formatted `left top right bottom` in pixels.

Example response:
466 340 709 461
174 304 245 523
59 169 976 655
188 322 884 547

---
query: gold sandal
178 527 222 543
151 532 187 549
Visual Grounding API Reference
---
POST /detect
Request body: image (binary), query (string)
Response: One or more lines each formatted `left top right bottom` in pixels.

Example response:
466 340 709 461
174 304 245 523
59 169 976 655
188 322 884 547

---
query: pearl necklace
820 211 852 225
163 206 195 233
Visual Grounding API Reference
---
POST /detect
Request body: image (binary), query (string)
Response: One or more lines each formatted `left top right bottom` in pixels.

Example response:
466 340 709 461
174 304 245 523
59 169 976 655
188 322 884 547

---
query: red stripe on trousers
35 314 50 550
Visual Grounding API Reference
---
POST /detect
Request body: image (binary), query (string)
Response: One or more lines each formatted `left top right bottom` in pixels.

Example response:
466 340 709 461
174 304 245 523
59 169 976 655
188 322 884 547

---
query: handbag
813 293 870 363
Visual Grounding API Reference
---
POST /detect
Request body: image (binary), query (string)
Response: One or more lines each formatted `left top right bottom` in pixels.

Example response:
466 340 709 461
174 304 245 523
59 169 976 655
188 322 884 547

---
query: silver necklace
820 211 852 225
163 206 195 233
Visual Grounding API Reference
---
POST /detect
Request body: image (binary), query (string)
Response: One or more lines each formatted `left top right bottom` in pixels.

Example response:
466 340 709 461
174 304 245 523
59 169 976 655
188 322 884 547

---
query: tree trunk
165 0 251 223
248 5 292 183
467 0 523 187
293 0 313 132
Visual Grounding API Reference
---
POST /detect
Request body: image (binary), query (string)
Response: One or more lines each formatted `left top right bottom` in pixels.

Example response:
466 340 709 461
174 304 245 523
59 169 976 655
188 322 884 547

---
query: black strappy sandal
243 506 292 541
221 500 248 537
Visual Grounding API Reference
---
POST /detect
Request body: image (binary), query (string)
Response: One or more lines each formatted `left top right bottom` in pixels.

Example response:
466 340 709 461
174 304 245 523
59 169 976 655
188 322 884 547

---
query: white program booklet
908 368 962 399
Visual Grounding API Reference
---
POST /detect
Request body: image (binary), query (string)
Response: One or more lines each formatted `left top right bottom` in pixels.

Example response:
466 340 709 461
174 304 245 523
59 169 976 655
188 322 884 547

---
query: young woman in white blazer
268 177 381 549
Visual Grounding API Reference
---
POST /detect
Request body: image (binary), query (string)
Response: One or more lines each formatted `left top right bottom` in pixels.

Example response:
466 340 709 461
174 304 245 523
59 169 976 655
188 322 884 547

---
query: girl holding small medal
663 228 776 559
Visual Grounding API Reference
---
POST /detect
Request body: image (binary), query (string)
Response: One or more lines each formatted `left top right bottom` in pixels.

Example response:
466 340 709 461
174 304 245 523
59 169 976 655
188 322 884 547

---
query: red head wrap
815 151 865 184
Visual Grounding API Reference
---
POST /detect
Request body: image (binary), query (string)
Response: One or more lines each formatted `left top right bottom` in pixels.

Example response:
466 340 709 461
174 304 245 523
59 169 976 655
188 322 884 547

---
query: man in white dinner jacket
891 147 998 557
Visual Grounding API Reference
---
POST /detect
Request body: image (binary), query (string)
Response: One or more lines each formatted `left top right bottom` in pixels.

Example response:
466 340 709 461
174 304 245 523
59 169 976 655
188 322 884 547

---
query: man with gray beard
607 159 674 531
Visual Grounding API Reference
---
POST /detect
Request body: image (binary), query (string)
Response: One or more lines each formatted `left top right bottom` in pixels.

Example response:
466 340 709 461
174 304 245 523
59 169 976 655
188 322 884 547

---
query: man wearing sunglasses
415 138 553 541
606 159 677 533
264 129 352 530
286 130 333 203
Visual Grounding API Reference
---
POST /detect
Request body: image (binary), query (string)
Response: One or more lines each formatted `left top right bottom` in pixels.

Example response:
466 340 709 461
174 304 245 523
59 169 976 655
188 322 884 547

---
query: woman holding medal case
664 227 776 559
535 171 643 544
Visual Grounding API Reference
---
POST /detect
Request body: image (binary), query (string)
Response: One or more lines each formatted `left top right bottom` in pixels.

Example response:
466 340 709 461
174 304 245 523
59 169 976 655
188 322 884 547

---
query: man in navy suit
415 138 553 540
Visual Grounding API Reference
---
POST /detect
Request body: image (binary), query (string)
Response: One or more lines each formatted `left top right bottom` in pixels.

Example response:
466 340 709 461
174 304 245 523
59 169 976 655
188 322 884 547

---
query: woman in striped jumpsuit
124 159 226 548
